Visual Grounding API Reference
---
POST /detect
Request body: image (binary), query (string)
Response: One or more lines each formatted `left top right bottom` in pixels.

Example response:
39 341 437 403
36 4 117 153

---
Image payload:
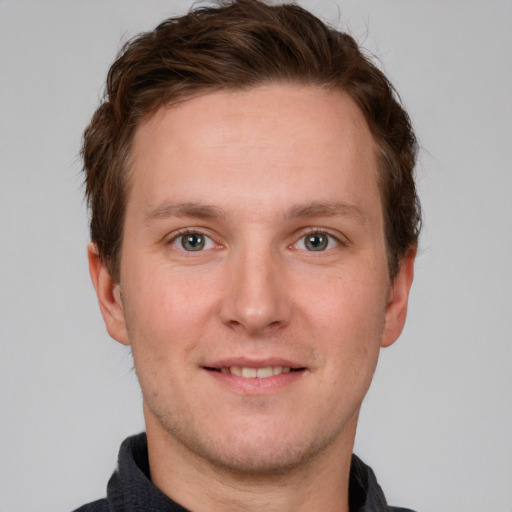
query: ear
381 245 416 348
88 243 130 345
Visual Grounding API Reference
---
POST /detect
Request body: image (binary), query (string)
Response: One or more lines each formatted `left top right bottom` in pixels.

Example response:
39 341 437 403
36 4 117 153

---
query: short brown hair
82 0 421 281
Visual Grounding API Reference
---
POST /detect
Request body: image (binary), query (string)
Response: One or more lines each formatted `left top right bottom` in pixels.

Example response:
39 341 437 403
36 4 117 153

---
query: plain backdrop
1 1 511 511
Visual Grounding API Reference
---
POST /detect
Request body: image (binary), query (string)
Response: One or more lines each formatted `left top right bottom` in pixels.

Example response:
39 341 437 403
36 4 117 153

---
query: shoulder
388 507 417 512
71 498 109 512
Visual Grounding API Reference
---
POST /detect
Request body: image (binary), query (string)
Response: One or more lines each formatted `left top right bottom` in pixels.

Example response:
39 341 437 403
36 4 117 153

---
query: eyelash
168 229 217 252
167 228 344 253
292 229 342 252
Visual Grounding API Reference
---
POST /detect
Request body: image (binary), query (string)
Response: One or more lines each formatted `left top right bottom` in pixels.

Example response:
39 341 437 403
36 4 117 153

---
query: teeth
242 367 257 378
220 366 292 378
230 366 242 376
256 367 273 378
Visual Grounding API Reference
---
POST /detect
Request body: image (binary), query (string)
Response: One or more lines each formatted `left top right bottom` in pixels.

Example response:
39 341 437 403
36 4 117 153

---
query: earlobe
88 243 130 345
381 245 416 348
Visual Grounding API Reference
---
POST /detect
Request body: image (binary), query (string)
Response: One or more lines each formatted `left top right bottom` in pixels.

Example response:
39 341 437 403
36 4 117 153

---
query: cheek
119 264 224 380
302 272 388 335
123 259 219 326
299 272 387 392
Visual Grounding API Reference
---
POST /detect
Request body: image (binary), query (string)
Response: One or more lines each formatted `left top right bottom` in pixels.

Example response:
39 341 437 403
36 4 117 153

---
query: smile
205 366 303 379
223 366 291 378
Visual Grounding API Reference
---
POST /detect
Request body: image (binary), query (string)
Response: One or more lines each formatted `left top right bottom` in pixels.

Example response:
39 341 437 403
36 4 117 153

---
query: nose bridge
220 239 290 334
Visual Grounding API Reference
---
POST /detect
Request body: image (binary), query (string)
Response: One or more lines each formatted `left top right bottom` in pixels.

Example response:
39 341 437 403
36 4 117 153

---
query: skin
89 85 415 512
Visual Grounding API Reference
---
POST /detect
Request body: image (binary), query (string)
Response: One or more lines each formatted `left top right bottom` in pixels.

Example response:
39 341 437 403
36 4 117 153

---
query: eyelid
167 228 219 250
292 228 346 251
164 227 347 250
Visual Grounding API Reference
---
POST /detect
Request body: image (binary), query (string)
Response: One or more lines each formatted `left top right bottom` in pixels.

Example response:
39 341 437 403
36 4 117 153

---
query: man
76 0 420 510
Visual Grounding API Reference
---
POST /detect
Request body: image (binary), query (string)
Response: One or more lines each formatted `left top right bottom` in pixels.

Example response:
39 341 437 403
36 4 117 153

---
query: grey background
1 1 511 511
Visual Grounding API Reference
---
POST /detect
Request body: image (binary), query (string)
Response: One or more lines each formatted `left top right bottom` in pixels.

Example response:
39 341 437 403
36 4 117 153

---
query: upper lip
202 357 305 370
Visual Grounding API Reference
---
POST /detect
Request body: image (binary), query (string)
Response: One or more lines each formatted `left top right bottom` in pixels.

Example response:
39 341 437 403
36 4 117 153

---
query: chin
160 412 344 477
193 437 329 477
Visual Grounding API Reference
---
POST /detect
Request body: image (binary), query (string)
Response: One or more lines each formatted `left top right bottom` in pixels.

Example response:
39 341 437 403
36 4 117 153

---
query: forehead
128 85 380 219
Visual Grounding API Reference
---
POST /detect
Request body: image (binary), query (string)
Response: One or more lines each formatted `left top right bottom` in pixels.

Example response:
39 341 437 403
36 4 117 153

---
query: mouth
203 366 305 379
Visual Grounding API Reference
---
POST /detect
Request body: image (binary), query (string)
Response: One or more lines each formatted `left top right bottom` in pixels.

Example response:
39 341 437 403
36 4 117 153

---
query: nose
219 245 292 336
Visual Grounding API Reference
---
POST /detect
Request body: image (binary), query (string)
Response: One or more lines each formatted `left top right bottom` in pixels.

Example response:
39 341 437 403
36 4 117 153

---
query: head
84 0 420 487
82 0 420 283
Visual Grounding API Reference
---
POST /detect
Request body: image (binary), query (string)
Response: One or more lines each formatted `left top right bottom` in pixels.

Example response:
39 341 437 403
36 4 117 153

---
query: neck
145 408 358 512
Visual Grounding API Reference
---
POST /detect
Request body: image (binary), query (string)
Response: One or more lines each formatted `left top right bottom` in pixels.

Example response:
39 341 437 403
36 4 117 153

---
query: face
91 85 414 475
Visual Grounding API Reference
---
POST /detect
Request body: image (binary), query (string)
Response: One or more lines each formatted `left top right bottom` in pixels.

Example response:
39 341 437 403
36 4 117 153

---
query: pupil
182 233 205 251
306 234 327 251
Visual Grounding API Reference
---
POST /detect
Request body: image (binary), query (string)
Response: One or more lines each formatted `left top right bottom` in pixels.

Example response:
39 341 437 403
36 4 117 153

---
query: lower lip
204 369 306 395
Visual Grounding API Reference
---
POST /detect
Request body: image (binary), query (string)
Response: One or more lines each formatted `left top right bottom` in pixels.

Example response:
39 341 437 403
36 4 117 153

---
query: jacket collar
107 433 390 512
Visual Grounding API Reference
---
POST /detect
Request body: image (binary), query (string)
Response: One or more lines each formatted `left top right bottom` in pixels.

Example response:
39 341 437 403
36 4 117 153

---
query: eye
295 232 338 252
171 232 215 252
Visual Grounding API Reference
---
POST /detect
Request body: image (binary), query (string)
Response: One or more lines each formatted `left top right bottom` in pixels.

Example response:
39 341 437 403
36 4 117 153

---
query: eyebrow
144 200 367 224
144 201 226 224
283 201 367 223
